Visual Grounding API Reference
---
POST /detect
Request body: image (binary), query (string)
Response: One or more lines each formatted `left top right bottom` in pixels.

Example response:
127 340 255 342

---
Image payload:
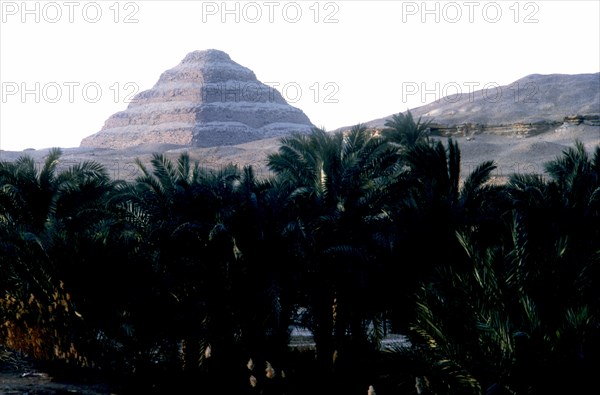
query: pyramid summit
80 49 314 149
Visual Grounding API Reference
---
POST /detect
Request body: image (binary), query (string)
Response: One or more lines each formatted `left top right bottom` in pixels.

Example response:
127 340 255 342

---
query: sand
0 124 598 182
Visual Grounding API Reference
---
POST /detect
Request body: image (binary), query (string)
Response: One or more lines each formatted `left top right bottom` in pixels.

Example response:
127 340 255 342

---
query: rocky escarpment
427 114 600 138
81 49 314 149
361 73 600 138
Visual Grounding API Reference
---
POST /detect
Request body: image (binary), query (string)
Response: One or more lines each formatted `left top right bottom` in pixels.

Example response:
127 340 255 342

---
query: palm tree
0 148 62 232
113 153 290 388
507 141 600 312
381 109 433 149
544 140 600 248
268 125 398 374
382 138 503 327
115 153 226 372
405 141 600 394
0 148 121 367
409 216 599 394
0 147 118 240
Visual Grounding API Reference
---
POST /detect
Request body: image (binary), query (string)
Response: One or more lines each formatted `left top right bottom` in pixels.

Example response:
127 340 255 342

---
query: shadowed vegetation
1 112 598 394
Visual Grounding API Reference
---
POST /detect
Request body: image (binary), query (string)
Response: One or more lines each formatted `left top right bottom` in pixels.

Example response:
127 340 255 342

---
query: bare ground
1 124 597 182
0 347 116 395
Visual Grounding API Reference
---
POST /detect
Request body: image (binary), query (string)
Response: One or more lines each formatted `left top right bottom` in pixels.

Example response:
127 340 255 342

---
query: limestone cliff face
360 73 600 137
81 49 314 149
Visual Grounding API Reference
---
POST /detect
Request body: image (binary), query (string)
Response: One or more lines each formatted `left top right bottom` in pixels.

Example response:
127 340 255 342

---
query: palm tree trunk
312 292 335 374
181 336 200 372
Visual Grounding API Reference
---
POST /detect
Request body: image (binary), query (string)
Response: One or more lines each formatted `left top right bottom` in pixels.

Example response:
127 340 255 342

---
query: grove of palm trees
1 112 599 394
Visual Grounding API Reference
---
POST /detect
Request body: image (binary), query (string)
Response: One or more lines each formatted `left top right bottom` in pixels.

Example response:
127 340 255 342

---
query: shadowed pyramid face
80 49 314 150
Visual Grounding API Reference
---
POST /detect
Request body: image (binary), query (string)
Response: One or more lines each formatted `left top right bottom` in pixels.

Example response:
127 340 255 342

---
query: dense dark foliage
1 112 598 394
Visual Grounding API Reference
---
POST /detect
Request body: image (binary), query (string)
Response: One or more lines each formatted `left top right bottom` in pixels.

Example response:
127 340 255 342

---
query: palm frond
39 147 62 188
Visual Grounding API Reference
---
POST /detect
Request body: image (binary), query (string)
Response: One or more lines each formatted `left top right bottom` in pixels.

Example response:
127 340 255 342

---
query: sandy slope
1 124 598 182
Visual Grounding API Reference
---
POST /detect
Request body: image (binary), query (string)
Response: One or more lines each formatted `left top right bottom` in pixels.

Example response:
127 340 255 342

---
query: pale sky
1 0 599 151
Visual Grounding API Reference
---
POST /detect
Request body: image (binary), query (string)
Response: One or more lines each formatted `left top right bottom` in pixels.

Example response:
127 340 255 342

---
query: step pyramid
80 49 314 149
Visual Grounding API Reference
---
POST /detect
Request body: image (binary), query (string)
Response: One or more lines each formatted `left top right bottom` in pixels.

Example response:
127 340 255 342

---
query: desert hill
361 73 599 130
2 72 598 181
